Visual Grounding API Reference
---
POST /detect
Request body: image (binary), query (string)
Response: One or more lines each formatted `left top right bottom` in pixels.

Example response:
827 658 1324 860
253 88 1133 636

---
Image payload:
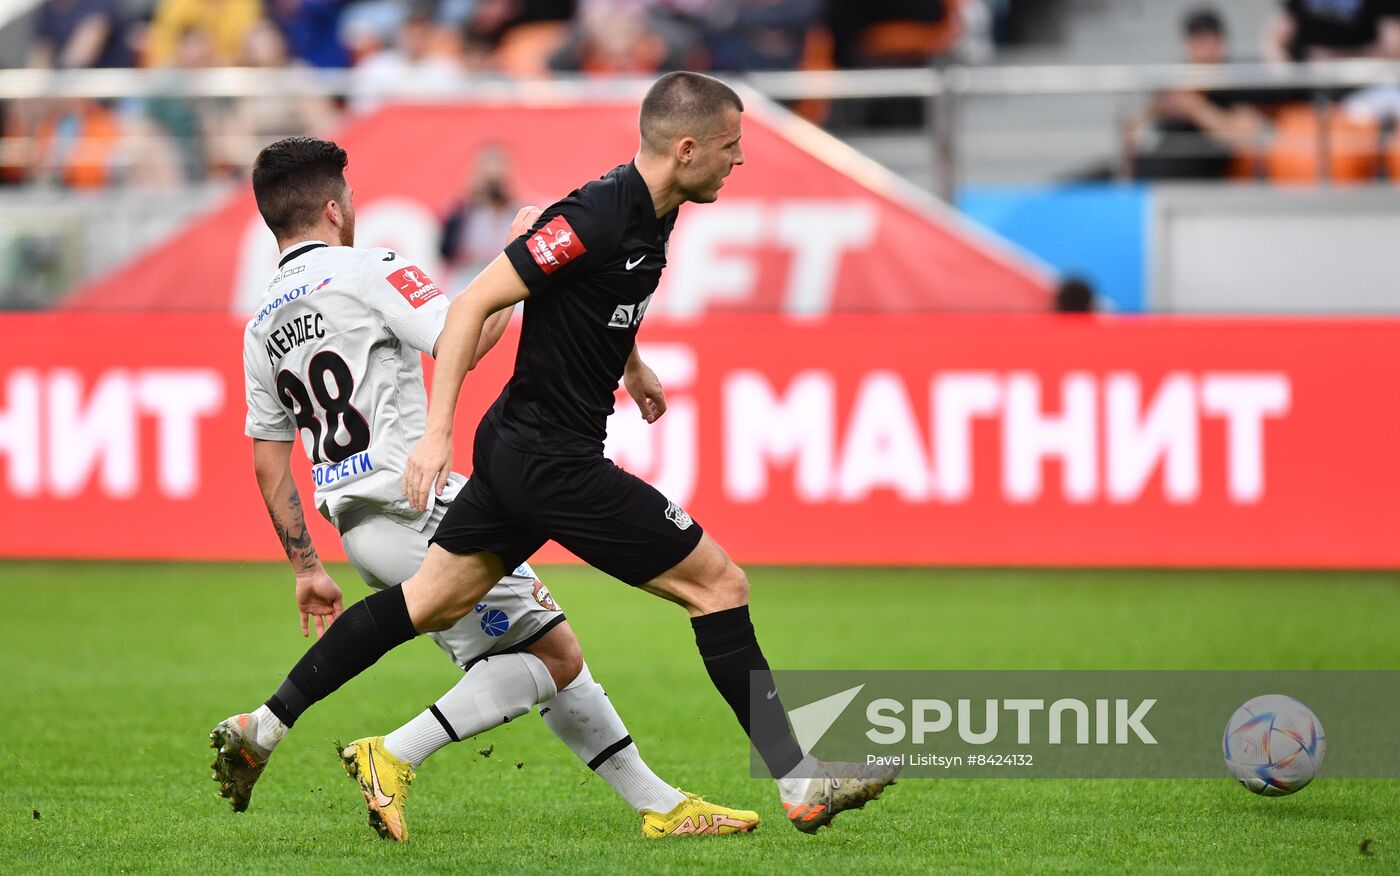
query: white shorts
338 483 566 670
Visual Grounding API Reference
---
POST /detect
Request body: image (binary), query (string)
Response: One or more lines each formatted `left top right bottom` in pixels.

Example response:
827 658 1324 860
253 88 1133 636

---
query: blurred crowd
1124 2 1400 183
7 1 1400 190
0 0 978 187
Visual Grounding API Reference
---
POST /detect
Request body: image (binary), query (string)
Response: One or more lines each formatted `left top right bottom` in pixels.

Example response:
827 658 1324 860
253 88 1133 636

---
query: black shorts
431 422 704 586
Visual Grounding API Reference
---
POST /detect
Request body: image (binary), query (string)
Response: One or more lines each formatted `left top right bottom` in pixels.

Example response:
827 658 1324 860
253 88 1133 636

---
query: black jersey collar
278 241 329 268
625 162 671 237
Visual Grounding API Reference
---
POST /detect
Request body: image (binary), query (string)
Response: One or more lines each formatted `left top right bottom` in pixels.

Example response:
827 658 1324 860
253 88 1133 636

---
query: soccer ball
1222 694 1325 796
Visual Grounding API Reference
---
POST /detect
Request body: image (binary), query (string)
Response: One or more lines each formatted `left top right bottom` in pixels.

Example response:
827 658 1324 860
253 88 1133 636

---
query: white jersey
243 241 451 531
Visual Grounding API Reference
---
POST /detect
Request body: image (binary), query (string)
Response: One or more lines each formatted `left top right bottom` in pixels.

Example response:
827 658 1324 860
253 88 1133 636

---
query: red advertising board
2 313 1397 567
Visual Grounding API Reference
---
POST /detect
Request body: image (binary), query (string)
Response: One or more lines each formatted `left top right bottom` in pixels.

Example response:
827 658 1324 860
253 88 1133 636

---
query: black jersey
493 162 677 456
1285 0 1400 57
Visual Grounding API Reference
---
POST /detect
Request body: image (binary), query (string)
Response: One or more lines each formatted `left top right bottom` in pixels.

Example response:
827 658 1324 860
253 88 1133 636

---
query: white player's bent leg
540 662 686 813
383 652 557 766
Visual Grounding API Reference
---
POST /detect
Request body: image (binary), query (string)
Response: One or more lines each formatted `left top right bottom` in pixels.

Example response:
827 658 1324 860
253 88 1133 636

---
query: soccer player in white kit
209 136 758 841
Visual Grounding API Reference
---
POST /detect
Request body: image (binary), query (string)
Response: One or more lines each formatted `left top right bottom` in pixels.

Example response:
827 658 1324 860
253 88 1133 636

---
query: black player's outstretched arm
404 254 531 512
468 308 513 368
251 438 344 637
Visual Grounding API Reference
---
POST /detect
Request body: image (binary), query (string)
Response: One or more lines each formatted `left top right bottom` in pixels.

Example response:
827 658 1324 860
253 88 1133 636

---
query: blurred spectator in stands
428 12 473 66
114 108 187 186
26 98 120 187
339 0 399 64
1054 276 1096 313
828 0 962 69
10 2 134 184
439 143 520 288
143 26 222 180
1126 7 1267 180
0 104 28 184
466 0 575 49
216 18 339 172
351 4 464 111
550 1 673 74
145 0 263 67
243 13 297 68
1265 0 1400 62
1264 0 1400 176
464 0 564 74
29 0 133 69
16 95 180 188
266 0 351 68
703 0 820 72
460 31 500 72
824 0 963 127
1 93 184 187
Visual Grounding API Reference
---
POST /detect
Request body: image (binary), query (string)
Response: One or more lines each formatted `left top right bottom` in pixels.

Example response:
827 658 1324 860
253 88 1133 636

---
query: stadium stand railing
3 62 1399 307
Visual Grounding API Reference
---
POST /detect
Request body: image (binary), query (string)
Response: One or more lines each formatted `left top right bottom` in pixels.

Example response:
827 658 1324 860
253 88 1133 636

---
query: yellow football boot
338 737 415 842
641 791 760 838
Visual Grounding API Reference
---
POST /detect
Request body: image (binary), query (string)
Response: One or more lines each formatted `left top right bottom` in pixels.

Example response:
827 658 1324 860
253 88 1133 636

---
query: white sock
540 662 686 813
251 704 288 752
776 754 821 803
383 652 557 768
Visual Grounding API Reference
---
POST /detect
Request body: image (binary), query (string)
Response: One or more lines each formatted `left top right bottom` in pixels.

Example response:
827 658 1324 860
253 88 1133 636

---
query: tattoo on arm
267 485 318 574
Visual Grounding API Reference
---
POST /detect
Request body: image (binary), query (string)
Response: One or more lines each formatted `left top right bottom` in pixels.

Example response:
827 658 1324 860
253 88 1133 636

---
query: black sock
691 605 805 778
264 584 418 727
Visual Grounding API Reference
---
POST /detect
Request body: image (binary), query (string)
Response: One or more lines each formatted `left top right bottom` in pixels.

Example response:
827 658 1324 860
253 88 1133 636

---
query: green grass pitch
2 562 1397 874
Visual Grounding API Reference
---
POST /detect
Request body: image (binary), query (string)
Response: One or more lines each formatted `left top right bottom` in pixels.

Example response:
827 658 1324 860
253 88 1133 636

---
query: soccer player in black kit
231 71 897 835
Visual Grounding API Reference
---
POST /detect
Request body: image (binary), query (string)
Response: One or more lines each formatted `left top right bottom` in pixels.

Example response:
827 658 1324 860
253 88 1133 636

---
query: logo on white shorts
480 608 511 637
665 501 693 531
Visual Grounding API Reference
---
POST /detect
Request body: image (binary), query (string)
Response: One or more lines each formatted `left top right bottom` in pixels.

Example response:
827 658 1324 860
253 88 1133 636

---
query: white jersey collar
278 240 332 268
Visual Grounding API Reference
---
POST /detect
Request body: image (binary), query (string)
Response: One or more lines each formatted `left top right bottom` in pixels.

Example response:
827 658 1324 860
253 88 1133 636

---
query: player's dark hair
252 137 349 239
1183 6 1225 38
639 72 744 153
